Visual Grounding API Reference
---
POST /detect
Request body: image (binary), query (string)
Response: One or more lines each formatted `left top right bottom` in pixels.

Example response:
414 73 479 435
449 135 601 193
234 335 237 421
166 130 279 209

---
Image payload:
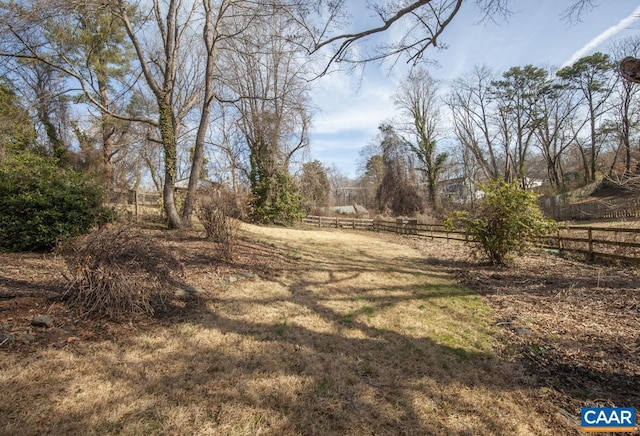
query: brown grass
405 233 640 415
0 224 580 435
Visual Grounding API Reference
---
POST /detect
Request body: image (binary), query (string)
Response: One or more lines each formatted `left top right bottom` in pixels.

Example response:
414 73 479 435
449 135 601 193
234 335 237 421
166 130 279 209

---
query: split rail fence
302 215 640 264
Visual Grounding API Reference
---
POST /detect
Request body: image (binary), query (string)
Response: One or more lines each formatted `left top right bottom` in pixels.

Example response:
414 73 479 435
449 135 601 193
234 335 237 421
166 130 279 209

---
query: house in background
438 176 479 206
438 176 543 207
173 178 219 192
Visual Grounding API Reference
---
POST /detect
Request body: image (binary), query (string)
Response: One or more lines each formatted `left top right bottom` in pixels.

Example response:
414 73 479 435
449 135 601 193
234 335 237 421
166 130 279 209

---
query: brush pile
60 226 185 319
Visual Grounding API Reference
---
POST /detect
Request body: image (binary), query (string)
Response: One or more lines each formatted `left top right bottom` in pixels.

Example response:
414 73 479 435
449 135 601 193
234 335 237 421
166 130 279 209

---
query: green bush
445 179 556 266
0 152 113 251
250 171 305 226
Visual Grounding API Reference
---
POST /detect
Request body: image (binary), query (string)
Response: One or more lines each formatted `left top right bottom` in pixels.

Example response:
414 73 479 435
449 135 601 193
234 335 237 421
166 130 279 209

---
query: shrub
250 171 305 226
60 226 185 319
196 187 241 260
445 179 556 266
0 152 113 251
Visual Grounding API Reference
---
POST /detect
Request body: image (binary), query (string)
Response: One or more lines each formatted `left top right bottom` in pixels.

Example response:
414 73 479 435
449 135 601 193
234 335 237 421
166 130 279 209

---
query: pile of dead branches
60 226 185 320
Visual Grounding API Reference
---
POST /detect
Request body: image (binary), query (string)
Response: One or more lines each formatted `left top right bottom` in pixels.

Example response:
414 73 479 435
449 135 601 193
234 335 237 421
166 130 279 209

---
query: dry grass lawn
1 224 576 435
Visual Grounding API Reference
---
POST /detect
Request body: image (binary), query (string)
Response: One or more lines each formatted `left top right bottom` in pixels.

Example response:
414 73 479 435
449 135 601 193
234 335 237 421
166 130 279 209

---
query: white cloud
307 1 640 178
311 69 397 136
560 5 640 68
307 69 401 177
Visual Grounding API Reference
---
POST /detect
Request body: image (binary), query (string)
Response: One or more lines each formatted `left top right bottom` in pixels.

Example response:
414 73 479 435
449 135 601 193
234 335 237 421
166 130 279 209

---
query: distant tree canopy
375 124 424 216
0 80 36 157
442 49 637 199
299 160 330 213
0 0 630 227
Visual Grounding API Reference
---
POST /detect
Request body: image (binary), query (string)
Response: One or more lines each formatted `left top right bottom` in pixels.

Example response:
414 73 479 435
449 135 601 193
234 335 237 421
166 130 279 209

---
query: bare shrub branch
196 187 241 260
60 226 185 320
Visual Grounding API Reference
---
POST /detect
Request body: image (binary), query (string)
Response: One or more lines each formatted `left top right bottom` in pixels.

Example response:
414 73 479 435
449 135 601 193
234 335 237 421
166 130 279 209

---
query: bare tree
375 124 423 216
490 64 550 187
327 165 351 206
295 0 601 71
393 67 446 212
609 37 640 174
108 0 204 227
532 80 582 191
207 103 250 191
297 0 511 70
221 7 312 220
447 66 503 181
18 61 72 165
180 0 244 226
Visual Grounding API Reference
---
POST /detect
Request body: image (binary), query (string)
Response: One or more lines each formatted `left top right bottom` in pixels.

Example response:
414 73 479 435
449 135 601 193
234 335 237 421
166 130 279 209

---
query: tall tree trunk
97 67 116 190
41 114 67 165
589 114 597 182
623 113 631 174
181 0 223 226
427 177 441 212
158 101 182 228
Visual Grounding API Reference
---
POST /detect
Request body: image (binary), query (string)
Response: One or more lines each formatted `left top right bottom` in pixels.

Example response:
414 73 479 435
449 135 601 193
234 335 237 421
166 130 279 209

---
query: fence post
407 219 417 235
588 227 594 262
557 229 562 253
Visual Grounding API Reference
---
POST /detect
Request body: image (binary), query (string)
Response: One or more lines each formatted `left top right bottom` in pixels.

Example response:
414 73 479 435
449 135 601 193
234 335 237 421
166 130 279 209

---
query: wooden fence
302 215 640 264
302 215 374 230
108 190 162 221
540 198 640 221
542 225 640 264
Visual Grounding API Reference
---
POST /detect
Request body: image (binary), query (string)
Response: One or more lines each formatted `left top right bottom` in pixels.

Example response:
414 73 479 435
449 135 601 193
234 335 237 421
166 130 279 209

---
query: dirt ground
1 222 638 434
403 234 640 412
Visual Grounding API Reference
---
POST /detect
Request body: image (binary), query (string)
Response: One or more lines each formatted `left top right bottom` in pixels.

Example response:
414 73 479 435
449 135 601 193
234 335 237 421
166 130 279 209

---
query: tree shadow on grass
418 247 640 413
0 229 586 435
2 308 553 435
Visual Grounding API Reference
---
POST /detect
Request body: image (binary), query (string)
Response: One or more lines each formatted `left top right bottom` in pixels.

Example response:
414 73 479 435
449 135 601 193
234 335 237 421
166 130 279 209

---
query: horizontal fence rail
107 190 162 221
302 216 374 230
540 198 640 221
303 215 640 265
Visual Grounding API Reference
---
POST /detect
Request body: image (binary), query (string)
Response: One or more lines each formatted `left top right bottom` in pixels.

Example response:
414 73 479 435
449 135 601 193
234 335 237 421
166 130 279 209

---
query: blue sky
308 0 640 178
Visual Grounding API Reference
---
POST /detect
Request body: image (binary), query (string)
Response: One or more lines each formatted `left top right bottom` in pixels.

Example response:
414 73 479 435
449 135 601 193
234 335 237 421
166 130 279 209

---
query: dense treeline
337 44 640 217
0 0 632 230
